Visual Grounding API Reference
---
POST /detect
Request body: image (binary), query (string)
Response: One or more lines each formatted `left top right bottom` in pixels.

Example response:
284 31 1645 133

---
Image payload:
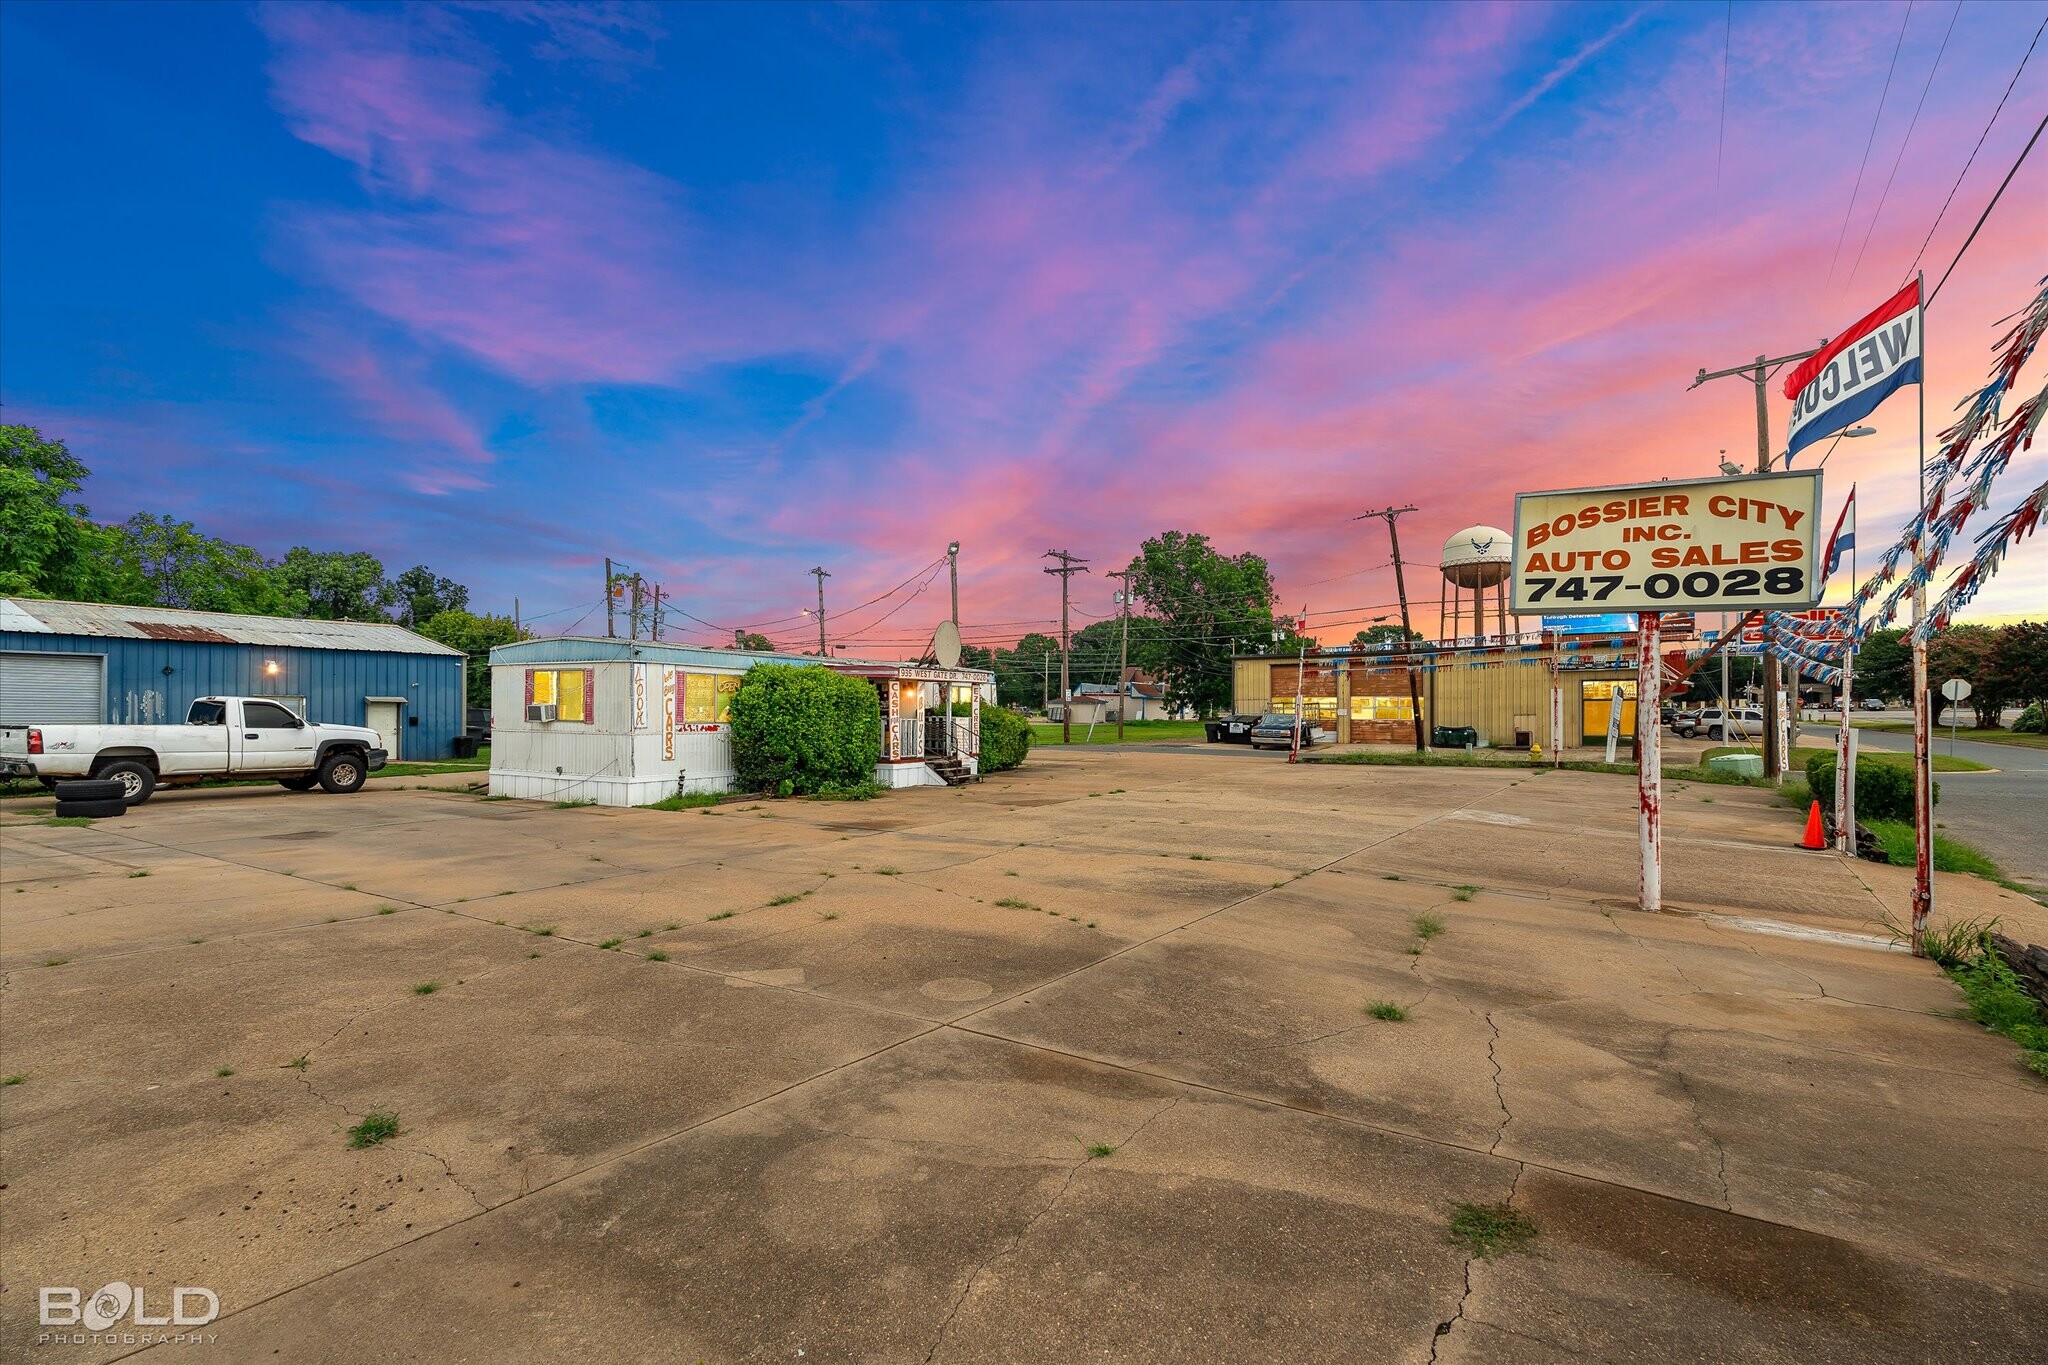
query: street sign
1512 470 1823 615
1941 678 1971 703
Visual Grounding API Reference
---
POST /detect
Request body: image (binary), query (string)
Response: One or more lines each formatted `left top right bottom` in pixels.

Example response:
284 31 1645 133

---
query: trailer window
526 669 590 722
188 700 227 726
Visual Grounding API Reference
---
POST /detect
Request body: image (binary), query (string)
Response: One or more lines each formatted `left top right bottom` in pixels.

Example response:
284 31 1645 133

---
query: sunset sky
3 1 2043 652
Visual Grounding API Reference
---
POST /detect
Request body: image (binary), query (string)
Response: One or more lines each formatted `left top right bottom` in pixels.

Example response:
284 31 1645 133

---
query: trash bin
452 735 480 759
1431 725 1478 749
1204 721 1226 743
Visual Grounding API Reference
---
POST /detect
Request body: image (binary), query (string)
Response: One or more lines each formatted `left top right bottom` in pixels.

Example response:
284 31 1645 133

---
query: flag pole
1835 497 1855 854
1910 273 1933 955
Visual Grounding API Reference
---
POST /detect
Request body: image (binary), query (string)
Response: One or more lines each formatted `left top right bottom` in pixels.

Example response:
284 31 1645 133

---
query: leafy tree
108 513 302 615
1990 622 2048 719
0 425 134 601
727 664 882 795
1353 624 1421 647
1855 629 1911 708
731 631 775 651
391 565 469 627
1928 623 2005 728
278 548 392 620
420 609 524 708
990 631 1060 709
1121 531 1280 716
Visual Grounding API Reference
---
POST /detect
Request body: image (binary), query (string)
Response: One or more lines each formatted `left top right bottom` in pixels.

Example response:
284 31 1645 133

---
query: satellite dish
934 619 962 670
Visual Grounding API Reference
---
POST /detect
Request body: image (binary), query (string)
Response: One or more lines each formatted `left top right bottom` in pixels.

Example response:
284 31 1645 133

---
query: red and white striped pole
1638 611 1662 912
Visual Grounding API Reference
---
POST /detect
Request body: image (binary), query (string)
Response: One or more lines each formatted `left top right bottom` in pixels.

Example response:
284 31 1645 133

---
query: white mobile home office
488 638 994 806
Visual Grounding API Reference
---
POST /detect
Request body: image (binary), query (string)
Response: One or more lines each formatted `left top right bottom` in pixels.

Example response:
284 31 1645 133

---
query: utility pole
1108 569 1132 743
605 557 616 639
1351 506 1425 752
629 573 644 640
1689 347 1824 780
513 597 520 637
649 584 662 642
808 567 831 656
1043 550 1089 744
947 541 961 625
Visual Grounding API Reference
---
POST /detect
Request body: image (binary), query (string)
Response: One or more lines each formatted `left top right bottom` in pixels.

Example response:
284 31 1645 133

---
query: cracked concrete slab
2 747 2041 1362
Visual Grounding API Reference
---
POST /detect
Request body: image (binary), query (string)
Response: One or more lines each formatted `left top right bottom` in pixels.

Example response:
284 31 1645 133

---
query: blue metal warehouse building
0 598 466 761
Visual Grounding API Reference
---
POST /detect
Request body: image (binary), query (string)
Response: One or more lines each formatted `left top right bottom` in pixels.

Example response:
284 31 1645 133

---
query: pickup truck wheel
93 760 157 806
278 775 319 792
317 752 367 794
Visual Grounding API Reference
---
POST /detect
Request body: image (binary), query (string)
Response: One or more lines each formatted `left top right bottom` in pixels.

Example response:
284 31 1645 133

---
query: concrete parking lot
2 752 2044 1362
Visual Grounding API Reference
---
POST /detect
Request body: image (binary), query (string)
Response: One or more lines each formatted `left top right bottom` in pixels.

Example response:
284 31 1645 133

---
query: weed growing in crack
1415 913 1447 938
1406 943 1426 956
767 893 808 907
413 982 441 995
377 906 398 915
663 922 680 931
598 938 622 950
1383 874 1403 882
1082 1142 1116 1158
128 869 150 878
526 951 542 959
1189 853 1211 861
636 928 654 938
286 1056 309 1071
707 910 736 921
529 926 556 937
188 937 205 945
995 898 1037 910
645 950 669 961
1367 1001 1407 1021
42 957 69 967
339 883 357 891
2 1074 25 1085
1086 921 1098 929
819 912 840 921
1448 1202 1538 1259
346 1110 401 1149
216 1067 235 1078
874 867 903 876
1450 886 1477 903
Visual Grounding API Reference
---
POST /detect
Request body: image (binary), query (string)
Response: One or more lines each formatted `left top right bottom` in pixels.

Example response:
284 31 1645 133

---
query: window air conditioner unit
525 703 558 723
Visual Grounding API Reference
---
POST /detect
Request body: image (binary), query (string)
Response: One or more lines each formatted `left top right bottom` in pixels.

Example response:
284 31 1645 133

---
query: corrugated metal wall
1233 659 1271 715
0 633 464 760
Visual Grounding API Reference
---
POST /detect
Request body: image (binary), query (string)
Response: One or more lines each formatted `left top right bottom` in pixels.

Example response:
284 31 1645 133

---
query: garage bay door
0 652 104 725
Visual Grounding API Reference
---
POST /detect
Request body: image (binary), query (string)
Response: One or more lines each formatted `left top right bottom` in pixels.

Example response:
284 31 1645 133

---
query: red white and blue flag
1782 280 1922 463
1823 485 1856 578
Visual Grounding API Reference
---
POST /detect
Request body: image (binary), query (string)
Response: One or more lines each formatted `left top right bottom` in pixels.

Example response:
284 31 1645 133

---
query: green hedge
727 664 882 796
980 708 1032 773
1806 752 1937 823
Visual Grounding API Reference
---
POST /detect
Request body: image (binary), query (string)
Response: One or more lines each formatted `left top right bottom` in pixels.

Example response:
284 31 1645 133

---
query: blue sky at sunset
3 0 2043 651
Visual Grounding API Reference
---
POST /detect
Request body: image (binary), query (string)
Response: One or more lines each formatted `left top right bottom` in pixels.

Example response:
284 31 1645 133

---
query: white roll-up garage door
0 652 105 725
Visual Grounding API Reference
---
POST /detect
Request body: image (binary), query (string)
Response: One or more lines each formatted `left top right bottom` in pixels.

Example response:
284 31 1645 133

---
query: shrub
2015 702 2045 734
980 707 1033 772
727 664 882 796
1805 753 1935 823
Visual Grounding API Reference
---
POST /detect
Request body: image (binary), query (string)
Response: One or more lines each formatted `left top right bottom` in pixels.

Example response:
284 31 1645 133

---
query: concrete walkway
2 753 2042 1361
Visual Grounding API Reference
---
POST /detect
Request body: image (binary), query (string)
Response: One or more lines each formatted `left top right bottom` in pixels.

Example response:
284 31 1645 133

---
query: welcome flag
1823 485 1856 578
1783 280 1922 463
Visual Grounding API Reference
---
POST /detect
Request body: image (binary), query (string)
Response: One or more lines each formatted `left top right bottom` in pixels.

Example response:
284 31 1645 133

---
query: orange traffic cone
1799 800 1827 851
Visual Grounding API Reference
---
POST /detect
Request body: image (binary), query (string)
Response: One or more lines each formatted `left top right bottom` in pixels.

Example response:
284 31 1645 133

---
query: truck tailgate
0 727 29 760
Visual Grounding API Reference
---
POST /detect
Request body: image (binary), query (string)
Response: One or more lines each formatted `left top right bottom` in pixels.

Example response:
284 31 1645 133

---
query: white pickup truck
0 696 386 805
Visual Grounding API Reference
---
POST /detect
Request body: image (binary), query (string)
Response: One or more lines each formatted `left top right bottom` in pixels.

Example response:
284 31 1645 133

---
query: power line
1824 1 1913 291
1904 11 2046 284
1928 109 2047 308
1715 0 1731 204
1846 0 1960 289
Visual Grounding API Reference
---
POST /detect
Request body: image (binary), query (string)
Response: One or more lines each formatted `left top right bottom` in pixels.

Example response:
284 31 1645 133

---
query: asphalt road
1841 722 2048 896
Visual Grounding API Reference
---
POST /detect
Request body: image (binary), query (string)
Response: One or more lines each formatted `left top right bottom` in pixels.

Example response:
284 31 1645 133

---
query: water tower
1439 525 1514 645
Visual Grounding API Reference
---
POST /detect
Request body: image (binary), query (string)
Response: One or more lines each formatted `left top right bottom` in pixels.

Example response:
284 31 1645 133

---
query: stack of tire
53 778 127 820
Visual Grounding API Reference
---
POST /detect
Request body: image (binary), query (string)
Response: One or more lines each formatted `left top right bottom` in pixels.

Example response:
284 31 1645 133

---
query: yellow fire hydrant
1529 741 1543 763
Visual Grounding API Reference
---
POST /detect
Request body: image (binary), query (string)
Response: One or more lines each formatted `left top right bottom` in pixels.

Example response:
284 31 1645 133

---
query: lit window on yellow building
1351 695 1418 721
715 675 740 722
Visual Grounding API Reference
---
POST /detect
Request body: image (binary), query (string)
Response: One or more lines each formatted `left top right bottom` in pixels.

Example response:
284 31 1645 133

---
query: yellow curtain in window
531 670 557 706
557 670 586 722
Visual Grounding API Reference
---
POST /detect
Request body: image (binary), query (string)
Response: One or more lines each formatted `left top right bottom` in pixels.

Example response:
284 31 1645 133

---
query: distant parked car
1673 706 1764 741
1667 706 1702 733
1204 714 1261 744
1860 697 1888 711
1249 714 1322 750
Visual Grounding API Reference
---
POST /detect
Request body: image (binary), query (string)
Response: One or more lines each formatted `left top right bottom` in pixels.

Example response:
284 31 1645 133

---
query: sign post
1638 612 1663 912
1941 678 1971 759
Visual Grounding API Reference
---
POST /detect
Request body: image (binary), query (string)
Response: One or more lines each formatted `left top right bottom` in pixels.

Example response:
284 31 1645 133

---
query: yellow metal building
1233 633 1642 747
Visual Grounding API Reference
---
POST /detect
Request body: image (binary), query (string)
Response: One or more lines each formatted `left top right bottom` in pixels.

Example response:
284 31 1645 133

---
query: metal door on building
0 651 104 725
365 698 404 761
